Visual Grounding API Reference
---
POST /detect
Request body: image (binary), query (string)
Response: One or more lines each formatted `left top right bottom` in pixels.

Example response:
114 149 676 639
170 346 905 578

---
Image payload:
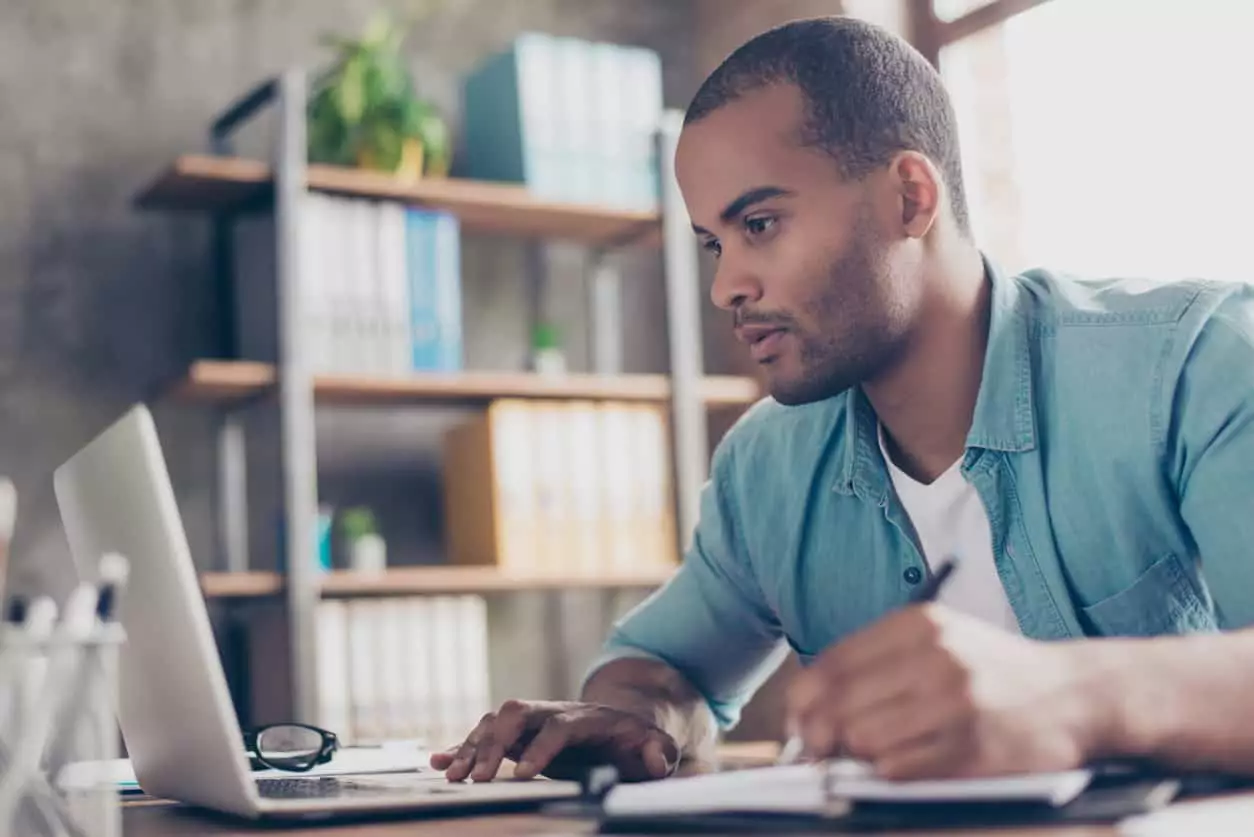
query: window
932 0 1000 23
940 0 1254 282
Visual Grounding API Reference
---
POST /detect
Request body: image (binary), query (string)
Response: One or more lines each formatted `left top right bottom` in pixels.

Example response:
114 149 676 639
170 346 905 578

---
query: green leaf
391 97 422 138
532 323 563 350
362 11 395 49
416 107 451 173
340 507 378 541
334 54 365 124
308 88 351 164
361 62 389 115
376 55 408 100
378 124 407 170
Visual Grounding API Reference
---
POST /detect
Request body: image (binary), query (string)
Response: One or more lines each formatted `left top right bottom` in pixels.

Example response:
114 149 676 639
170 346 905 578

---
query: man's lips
736 325 788 361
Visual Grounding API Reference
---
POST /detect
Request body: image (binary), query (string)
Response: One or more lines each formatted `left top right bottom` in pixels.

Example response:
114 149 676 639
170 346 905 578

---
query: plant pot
348 533 388 574
356 137 426 182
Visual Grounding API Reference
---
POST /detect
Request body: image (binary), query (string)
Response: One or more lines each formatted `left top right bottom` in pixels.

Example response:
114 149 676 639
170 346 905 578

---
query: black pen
910 557 957 604
777 557 960 765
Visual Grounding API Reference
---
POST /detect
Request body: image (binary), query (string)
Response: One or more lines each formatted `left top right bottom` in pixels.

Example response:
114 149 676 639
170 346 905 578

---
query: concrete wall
696 0 912 74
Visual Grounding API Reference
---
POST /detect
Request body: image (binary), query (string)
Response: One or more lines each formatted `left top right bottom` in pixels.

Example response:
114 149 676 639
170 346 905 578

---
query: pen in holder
0 553 129 837
0 478 15 604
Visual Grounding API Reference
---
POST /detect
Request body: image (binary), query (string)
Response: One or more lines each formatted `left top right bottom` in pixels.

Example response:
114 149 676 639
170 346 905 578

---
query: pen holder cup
0 623 126 837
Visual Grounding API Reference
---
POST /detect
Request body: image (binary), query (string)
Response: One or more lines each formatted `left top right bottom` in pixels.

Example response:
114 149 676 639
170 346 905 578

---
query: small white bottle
350 532 388 574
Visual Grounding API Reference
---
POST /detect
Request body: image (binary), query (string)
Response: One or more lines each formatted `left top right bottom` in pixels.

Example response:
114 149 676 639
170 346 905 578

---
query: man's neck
864 246 989 484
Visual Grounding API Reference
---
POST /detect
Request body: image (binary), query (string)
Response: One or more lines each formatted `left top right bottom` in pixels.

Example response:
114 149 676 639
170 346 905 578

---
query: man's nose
710 260 763 312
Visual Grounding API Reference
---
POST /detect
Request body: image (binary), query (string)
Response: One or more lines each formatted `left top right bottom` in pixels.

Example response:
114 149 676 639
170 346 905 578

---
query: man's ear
893 152 943 239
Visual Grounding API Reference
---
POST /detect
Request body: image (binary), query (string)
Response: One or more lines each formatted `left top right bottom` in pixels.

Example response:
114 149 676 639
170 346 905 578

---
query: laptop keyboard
257 776 438 800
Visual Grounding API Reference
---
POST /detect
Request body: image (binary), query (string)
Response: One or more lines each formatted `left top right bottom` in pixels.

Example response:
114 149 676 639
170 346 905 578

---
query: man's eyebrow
691 186 795 236
719 186 793 223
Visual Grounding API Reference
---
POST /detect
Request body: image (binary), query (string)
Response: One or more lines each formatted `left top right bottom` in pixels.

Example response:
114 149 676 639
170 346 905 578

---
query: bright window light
942 0 1254 282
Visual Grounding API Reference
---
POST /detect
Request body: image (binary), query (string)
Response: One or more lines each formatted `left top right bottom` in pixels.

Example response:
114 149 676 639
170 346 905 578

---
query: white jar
349 533 388 574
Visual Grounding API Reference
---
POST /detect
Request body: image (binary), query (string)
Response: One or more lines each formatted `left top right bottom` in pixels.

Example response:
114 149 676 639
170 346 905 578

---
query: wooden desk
122 799 1119 836
122 801 580 836
120 743 1254 836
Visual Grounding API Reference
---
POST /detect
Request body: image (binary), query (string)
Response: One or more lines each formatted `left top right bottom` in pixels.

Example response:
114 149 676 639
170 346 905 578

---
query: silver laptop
53 404 582 819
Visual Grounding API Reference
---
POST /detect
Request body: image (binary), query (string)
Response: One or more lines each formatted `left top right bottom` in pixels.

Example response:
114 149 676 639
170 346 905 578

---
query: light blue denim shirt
592 258 1254 728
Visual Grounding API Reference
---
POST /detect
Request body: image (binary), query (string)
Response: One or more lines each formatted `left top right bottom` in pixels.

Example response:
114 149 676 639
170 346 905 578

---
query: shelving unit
138 68 729 725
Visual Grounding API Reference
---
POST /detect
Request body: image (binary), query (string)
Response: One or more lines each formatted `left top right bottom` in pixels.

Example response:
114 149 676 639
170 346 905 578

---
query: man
433 16 1254 784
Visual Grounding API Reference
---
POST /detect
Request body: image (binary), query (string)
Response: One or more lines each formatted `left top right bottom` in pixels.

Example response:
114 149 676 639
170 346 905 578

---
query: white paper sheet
1120 794 1254 835
603 760 1093 817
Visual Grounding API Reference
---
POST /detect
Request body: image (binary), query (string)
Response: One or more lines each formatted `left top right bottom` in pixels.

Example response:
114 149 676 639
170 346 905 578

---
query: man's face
676 84 922 405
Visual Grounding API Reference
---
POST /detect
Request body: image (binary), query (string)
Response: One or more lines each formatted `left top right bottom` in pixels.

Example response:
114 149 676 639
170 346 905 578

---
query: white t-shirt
879 426 1021 634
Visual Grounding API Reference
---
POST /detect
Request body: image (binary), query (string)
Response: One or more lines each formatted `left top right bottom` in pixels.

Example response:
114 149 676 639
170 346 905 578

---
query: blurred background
0 0 1250 751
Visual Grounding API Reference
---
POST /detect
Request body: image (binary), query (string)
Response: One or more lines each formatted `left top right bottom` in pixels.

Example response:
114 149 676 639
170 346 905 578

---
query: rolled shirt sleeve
1168 286 1254 628
584 434 788 729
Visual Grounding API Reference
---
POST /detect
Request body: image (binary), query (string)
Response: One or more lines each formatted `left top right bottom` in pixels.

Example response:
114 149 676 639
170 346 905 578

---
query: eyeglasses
243 723 339 772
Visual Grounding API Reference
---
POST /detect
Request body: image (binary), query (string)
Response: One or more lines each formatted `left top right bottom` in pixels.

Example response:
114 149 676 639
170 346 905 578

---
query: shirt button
903 567 923 585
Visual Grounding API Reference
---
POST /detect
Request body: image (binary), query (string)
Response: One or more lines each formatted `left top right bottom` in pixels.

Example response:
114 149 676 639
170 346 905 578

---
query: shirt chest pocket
1079 552 1217 637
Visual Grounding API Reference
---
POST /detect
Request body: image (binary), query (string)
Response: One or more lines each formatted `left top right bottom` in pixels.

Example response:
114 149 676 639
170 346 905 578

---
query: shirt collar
836 254 1037 497
966 254 1037 454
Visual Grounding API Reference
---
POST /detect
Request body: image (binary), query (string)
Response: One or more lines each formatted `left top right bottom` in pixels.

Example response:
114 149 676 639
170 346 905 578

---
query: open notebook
603 760 1094 818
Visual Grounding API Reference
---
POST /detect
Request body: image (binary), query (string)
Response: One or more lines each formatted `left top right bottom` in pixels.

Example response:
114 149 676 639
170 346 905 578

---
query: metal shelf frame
198 67 710 724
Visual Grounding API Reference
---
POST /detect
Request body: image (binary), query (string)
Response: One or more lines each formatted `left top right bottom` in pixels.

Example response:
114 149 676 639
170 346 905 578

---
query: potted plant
307 10 451 180
340 507 387 574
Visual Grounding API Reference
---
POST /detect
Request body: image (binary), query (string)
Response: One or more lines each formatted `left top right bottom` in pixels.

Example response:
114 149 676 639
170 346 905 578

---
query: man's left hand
787 604 1113 780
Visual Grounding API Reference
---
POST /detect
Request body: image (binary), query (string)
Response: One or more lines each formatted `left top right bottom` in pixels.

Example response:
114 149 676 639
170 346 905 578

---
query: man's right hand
429 699 679 783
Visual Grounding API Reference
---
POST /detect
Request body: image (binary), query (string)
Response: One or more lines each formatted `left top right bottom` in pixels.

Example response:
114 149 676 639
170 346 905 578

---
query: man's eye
744 216 776 236
702 239 722 257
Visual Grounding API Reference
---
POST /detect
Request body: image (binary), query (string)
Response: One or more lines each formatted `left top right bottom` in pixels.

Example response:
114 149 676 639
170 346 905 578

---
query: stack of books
314 595 489 748
233 194 462 376
442 399 678 577
462 32 664 210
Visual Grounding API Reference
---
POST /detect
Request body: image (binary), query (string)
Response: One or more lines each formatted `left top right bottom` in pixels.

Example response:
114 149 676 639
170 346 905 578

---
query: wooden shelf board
199 571 283 598
198 566 675 599
695 376 762 407
318 566 676 596
314 370 760 406
136 154 661 247
172 361 761 407
170 360 276 403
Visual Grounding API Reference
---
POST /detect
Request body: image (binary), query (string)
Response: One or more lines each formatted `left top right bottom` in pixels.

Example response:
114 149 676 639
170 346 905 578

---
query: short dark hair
686 16 971 236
